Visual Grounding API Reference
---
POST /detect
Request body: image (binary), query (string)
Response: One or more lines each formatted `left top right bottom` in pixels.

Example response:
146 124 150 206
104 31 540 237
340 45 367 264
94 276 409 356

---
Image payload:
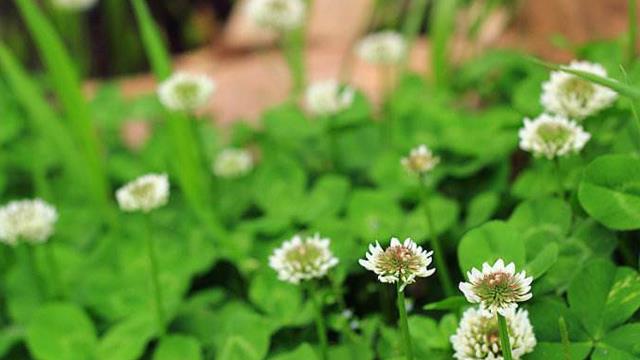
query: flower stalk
308 282 329 360
396 284 414 360
144 215 166 335
419 182 455 297
497 313 513 360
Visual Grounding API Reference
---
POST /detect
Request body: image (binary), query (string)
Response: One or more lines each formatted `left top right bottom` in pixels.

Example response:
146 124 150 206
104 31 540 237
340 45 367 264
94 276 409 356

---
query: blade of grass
13 0 111 215
401 0 430 73
528 56 640 100
628 0 638 66
620 65 640 152
0 42 116 225
429 0 458 86
131 0 220 233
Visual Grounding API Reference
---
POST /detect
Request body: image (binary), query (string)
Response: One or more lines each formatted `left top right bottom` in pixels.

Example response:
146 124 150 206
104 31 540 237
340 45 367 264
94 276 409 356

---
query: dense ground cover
0 0 639 359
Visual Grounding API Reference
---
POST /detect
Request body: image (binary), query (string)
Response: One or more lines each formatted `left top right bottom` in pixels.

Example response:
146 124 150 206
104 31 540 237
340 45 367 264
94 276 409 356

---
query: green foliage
457 221 526 274
26 303 97 360
1 4 640 359
579 154 640 230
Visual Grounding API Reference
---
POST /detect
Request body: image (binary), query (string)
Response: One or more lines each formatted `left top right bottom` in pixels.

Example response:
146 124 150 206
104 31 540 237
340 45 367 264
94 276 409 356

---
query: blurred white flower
518 113 590 159
401 144 440 175
356 31 406 65
305 80 355 116
541 60 618 119
246 0 306 32
359 237 435 291
451 307 536 360
459 259 532 316
51 0 98 11
269 233 339 284
213 148 254 178
0 199 58 245
116 173 170 213
157 72 215 111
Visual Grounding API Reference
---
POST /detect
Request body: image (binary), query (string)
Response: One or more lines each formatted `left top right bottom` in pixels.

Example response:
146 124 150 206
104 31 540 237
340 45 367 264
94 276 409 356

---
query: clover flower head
305 80 355 116
459 259 533 316
269 233 339 284
246 0 306 32
157 72 215 111
213 148 254 178
451 307 536 360
359 237 435 291
518 113 590 159
116 173 170 213
541 60 618 119
356 31 406 65
0 199 58 245
401 144 440 175
51 0 98 11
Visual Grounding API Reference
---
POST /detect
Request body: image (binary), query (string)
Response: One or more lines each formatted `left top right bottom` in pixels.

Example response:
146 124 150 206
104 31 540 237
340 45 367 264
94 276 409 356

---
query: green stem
144 215 166 335
419 182 455 297
628 0 638 66
281 29 306 99
308 282 328 360
497 313 513 360
45 242 63 299
401 0 429 73
558 317 571 360
552 158 565 200
396 285 414 360
22 244 46 301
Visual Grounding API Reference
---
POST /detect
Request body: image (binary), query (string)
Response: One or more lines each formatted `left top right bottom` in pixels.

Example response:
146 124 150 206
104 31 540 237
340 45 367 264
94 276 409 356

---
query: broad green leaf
525 242 559 279
602 268 640 331
248 271 304 327
578 154 640 230
400 195 460 240
528 298 590 342
212 303 274 360
592 324 640 360
423 296 467 311
26 303 97 360
566 259 639 339
526 342 592 360
297 175 351 224
253 151 307 220
153 335 202 360
408 316 449 352
270 343 318 360
347 190 402 241
457 221 526 275
218 336 260 360
508 197 571 255
96 315 156 360
465 191 500 229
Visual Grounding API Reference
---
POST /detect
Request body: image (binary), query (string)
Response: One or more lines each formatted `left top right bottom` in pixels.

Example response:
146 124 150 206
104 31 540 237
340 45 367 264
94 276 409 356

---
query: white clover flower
359 237 435 291
51 0 98 11
459 259 532 316
269 233 339 284
541 60 618 119
0 199 58 245
245 0 306 32
157 72 215 111
305 80 355 116
451 307 536 360
213 148 254 178
518 113 590 159
401 144 440 175
356 31 407 65
116 173 170 213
